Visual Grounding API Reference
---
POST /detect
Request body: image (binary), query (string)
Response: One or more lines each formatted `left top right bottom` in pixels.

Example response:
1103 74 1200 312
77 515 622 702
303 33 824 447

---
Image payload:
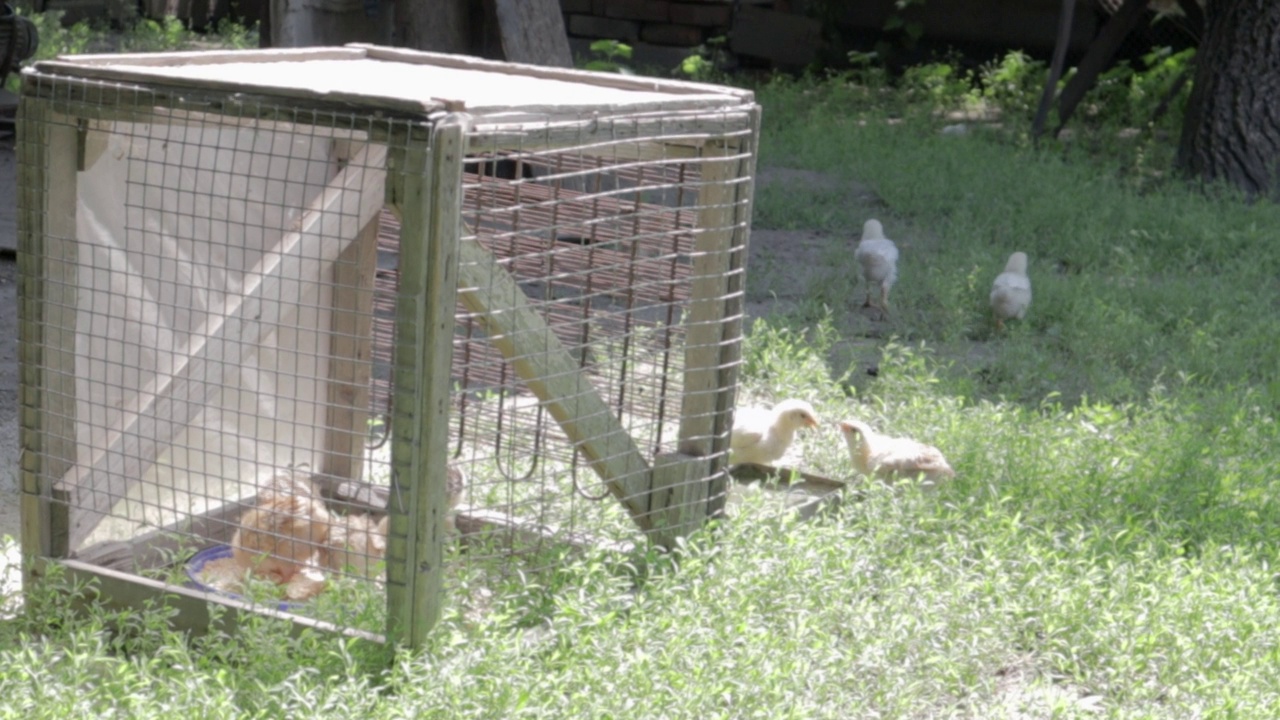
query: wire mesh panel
18 46 759 643
364 113 758 597
18 77 415 637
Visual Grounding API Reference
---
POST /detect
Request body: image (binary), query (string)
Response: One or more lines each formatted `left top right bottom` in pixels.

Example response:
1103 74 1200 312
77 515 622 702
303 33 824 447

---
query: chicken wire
18 62 756 640
396 121 753 575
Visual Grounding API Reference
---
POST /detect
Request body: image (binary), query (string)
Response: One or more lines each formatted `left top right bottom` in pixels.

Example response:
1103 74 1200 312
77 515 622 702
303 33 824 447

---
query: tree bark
268 0 386 47
1177 0 1280 200
398 0 489 55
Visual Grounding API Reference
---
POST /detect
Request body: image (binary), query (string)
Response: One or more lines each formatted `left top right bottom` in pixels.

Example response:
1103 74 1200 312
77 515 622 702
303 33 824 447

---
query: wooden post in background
490 0 573 67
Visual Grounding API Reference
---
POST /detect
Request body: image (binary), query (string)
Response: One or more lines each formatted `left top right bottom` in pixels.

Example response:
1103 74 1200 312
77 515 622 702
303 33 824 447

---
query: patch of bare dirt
744 229 833 311
755 166 886 209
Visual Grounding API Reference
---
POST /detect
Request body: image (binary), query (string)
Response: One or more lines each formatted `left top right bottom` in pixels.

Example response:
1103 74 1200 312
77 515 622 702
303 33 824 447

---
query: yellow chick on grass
990 251 1032 331
837 419 955 487
729 399 821 466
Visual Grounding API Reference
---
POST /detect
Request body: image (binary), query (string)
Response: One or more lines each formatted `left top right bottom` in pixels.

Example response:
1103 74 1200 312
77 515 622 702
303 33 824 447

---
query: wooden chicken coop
17 45 759 645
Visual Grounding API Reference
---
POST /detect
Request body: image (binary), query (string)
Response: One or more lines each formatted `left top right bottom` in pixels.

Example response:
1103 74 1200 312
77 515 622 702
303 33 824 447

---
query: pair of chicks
855 218 1033 330
729 399 955 486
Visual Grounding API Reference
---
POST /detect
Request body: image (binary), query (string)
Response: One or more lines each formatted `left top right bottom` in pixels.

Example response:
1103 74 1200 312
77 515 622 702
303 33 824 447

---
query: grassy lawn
5 35 1280 718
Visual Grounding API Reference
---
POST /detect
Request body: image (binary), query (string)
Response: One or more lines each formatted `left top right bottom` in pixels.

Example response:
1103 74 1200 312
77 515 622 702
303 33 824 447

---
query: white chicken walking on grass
990 251 1032 331
837 419 955 486
855 219 900 315
729 399 821 466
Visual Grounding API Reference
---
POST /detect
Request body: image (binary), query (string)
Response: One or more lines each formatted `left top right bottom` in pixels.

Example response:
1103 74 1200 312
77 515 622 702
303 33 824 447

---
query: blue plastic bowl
185 544 305 612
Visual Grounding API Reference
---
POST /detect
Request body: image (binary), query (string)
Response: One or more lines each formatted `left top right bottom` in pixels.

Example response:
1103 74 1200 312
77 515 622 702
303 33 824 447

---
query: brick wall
561 0 779 70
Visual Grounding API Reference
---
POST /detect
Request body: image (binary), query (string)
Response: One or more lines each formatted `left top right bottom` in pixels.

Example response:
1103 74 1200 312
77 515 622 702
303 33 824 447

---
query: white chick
855 219 900 313
837 419 955 487
729 399 821 466
990 251 1032 331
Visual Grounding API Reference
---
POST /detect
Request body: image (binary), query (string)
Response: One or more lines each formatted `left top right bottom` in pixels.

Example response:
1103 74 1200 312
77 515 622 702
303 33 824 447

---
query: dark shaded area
1177 0 1280 201
805 0 1197 75
1052 0 1149 137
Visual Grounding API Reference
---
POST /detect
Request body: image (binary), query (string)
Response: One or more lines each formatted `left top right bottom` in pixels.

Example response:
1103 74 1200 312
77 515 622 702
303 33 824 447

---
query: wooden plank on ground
45 557 386 643
73 499 250 572
454 506 636 554
728 463 853 520
491 0 574 68
63 142 388 551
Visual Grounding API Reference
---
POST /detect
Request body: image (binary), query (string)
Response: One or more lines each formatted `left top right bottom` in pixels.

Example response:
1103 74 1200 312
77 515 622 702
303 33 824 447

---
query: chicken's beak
804 416 819 429
836 421 853 434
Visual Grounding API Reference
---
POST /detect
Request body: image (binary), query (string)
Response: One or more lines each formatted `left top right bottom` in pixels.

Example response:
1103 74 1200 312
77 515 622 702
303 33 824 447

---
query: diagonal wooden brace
454 236 655 530
65 143 388 550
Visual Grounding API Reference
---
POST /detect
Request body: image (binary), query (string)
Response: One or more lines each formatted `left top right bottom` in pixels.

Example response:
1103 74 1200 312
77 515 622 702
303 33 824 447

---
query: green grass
751 77 1280 410
5 46 1280 718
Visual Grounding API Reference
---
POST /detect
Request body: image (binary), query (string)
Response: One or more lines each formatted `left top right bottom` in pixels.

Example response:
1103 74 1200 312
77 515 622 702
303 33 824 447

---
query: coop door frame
381 115 468 648
14 94 452 645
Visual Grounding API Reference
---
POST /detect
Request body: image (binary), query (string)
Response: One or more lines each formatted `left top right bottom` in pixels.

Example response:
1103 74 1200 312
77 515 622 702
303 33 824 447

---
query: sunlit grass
750 77 1280 410
3 50 1280 719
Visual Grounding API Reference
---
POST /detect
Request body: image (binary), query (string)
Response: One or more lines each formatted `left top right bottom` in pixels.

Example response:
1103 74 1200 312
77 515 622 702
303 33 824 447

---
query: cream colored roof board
28 44 755 118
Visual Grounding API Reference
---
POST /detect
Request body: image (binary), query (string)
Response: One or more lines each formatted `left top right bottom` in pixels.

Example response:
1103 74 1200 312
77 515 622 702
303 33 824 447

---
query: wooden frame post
18 99 79 583
649 112 760 548
384 115 468 649
710 109 762 516
322 213 380 482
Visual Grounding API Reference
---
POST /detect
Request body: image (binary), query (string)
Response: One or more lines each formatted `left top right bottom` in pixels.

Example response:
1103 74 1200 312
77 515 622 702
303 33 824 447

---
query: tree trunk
1176 0 1280 200
398 0 491 55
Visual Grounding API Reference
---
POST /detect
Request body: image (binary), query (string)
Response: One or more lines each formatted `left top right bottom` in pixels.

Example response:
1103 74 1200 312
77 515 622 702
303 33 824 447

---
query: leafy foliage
676 35 729 82
1083 46 1196 127
6 10 257 92
582 39 634 75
